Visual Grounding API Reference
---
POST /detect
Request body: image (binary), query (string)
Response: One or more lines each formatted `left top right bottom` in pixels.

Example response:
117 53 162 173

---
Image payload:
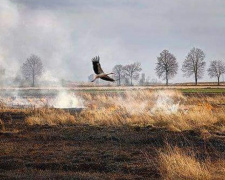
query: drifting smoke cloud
0 0 130 84
1 90 84 109
1 0 225 84
115 96 148 115
50 91 84 108
112 90 186 115
0 0 75 84
150 90 186 115
150 92 179 114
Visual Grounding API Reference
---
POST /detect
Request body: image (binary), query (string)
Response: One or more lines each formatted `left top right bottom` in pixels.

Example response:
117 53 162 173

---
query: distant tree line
1 48 225 87
112 62 142 86
113 47 225 86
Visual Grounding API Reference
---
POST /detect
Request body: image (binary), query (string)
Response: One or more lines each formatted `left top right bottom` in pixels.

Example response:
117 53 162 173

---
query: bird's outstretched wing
92 56 104 74
100 75 115 82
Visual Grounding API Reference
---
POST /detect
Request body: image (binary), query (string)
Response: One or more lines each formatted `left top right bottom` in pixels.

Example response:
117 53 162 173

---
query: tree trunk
118 74 121 86
166 71 168 86
195 74 198 85
218 76 220 86
131 77 133 86
32 75 35 87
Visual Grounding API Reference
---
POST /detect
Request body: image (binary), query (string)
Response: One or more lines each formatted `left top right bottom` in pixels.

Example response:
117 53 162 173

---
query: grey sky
0 0 225 83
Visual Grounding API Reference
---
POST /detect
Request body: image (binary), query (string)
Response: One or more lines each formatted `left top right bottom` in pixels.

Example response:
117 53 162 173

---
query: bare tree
208 60 225 85
112 65 124 86
22 54 44 87
182 47 206 85
123 62 142 86
139 73 146 86
155 50 178 85
0 66 5 86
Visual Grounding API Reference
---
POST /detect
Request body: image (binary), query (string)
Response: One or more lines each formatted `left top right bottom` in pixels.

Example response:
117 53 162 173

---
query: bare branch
208 60 225 85
21 54 44 87
123 62 142 85
112 65 124 86
182 47 206 85
155 50 178 85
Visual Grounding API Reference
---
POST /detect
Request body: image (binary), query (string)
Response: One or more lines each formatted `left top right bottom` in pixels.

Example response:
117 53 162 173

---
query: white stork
91 56 115 82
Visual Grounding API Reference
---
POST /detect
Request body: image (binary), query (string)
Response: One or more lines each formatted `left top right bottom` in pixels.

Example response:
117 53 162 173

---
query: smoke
0 0 75 84
49 91 84 108
115 97 148 115
0 0 129 84
110 90 186 115
150 90 186 115
0 90 84 109
1 0 225 84
1 96 47 108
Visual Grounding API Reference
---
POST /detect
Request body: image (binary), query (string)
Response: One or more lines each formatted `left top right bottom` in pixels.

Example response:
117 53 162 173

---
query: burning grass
4 89 223 132
72 90 225 132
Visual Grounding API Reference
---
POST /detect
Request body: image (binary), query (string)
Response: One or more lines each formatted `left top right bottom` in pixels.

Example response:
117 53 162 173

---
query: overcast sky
0 0 225 83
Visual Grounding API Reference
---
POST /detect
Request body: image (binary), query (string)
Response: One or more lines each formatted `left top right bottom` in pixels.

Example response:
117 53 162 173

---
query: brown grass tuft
159 147 211 180
25 109 76 125
0 119 5 131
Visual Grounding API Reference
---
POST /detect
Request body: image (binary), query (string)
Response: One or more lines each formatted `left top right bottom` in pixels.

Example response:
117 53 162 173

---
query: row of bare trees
155 47 225 85
5 50 225 87
113 63 142 86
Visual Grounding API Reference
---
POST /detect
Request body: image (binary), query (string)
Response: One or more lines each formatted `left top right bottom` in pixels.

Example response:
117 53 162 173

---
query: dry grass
1 89 225 179
18 89 225 132
151 110 217 131
0 119 5 131
73 90 225 132
25 109 76 125
158 146 225 180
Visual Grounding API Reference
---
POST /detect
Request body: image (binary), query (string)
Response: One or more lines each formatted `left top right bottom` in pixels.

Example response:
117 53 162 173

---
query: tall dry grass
0 119 5 131
19 89 225 131
25 108 76 125
158 146 225 180
74 90 225 131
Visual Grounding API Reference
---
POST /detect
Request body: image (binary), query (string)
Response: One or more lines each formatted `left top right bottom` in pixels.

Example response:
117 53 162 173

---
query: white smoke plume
150 90 186 115
0 90 84 109
0 0 75 84
49 91 84 108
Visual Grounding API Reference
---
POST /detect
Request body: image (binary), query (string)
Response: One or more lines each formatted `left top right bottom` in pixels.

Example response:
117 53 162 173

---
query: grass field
1 86 225 96
0 88 225 179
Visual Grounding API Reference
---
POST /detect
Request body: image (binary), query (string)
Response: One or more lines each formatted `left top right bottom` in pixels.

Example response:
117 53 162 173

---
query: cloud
0 0 225 84
0 1 74 80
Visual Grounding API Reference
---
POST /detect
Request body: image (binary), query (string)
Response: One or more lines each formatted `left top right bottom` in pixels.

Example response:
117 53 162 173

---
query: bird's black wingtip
92 56 100 62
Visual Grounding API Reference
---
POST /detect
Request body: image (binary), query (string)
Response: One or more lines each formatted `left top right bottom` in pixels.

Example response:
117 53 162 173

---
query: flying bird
91 56 115 82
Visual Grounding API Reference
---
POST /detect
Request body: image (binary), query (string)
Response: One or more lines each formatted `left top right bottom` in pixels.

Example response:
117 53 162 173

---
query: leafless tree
0 66 5 86
0 66 5 76
22 54 44 87
123 62 142 86
112 65 124 86
139 73 146 85
155 50 178 85
182 47 206 85
208 60 225 85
